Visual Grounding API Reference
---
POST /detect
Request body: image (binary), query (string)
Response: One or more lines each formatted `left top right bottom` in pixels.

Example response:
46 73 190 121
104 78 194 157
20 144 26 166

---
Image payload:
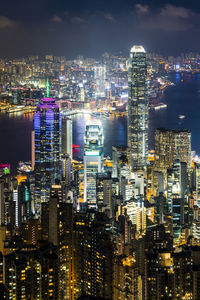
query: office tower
34 96 61 212
128 45 148 170
96 173 113 217
154 129 191 172
112 146 130 178
125 199 146 234
94 65 106 98
0 174 15 226
0 179 5 225
154 193 168 224
121 177 133 202
61 117 72 157
84 120 104 208
31 131 35 170
133 170 145 198
172 197 184 240
194 163 200 205
167 160 188 212
17 180 31 225
61 154 72 192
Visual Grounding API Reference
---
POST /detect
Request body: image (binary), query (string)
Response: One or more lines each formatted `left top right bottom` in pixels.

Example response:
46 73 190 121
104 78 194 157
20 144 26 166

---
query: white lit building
94 65 106 98
84 120 104 208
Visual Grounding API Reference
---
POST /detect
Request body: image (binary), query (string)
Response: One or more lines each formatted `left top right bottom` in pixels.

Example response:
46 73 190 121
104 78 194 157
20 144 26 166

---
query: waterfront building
128 45 148 170
34 96 61 212
83 120 104 208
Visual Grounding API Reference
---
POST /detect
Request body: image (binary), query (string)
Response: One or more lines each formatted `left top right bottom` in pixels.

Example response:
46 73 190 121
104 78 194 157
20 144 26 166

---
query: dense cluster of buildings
0 46 200 299
1 50 199 115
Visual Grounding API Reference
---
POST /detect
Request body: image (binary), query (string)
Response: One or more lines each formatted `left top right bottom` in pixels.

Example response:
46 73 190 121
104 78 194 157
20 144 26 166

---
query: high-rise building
154 129 191 172
96 173 113 217
61 117 72 158
5 243 59 299
94 65 106 98
128 45 148 170
34 96 61 213
113 255 138 300
112 146 130 178
73 211 113 299
84 120 104 208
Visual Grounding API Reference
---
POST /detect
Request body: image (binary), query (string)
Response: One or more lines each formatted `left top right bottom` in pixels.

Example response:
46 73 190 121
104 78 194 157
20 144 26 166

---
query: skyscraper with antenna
34 78 61 214
128 45 148 170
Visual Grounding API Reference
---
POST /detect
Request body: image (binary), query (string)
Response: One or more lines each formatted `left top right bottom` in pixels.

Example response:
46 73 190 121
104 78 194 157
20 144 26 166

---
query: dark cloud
0 16 16 29
50 15 62 23
160 4 197 18
0 1 200 57
71 17 87 24
104 13 115 22
135 4 149 15
135 4 199 32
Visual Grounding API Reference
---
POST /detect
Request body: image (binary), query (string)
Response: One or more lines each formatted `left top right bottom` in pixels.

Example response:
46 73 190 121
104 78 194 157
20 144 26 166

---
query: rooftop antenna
46 77 50 97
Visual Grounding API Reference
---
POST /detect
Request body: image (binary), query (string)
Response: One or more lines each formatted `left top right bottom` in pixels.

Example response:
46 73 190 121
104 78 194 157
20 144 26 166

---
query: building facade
128 45 148 170
34 97 61 212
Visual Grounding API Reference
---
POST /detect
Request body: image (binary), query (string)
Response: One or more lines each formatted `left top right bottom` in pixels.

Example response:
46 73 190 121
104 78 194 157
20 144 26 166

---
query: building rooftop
130 45 145 53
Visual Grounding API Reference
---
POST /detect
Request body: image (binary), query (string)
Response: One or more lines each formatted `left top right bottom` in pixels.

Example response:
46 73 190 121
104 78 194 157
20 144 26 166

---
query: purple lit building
34 97 61 213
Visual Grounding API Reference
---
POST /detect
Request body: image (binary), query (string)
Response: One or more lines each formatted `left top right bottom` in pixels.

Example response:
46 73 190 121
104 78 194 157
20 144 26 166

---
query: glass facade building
128 45 148 170
84 120 104 208
34 97 61 213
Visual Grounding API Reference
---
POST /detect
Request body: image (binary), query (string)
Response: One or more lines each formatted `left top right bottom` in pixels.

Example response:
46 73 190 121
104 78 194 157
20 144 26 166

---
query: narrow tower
34 80 61 213
128 45 148 170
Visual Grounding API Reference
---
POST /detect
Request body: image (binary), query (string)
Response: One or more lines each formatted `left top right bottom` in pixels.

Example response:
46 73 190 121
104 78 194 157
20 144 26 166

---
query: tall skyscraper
128 45 148 170
94 65 106 98
84 120 104 208
34 95 61 213
61 117 72 158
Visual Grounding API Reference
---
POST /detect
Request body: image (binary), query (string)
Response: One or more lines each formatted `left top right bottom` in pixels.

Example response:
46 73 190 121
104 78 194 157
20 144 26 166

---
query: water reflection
1 72 200 169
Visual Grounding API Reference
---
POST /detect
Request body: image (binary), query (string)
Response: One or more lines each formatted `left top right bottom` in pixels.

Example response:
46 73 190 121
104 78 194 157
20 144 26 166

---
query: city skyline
1 41 200 298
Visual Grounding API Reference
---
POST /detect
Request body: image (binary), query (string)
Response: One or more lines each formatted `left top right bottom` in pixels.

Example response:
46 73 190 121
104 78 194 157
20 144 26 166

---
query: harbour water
0 72 200 171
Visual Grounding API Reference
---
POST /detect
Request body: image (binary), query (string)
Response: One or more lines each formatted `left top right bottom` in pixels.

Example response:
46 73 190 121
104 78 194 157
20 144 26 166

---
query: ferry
149 102 167 110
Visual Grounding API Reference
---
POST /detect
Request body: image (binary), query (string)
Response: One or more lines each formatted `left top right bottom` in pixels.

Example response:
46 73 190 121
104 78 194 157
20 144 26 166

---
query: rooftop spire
46 77 50 97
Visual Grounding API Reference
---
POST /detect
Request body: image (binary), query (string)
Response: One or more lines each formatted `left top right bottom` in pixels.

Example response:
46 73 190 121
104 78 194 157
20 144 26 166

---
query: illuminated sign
85 151 100 156
0 163 10 174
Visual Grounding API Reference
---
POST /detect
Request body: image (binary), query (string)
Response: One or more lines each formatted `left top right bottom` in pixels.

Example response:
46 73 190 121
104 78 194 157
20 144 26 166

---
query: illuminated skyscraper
94 65 106 98
154 129 191 171
61 117 72 158
128 45 148 170
34 96 61 213
84 120 104 208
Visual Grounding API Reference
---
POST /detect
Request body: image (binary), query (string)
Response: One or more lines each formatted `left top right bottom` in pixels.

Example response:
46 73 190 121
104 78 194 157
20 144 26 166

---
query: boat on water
179 115 185 119
149 102 167 110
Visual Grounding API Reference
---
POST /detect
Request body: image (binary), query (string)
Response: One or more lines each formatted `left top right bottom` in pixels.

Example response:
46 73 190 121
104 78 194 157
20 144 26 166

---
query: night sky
1 0 200 58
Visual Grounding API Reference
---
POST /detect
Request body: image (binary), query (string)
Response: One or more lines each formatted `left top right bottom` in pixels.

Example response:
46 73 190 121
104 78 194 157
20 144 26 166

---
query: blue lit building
34 97 61 213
